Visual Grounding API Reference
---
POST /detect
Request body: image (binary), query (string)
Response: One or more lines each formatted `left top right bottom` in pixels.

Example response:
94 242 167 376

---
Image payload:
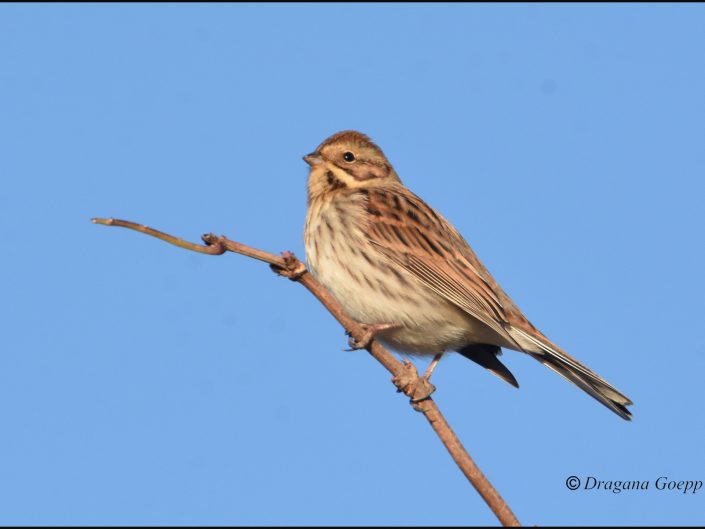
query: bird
302 130 632 420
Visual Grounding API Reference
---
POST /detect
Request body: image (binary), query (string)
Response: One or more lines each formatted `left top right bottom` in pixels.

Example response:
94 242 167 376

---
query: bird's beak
303 152 323 166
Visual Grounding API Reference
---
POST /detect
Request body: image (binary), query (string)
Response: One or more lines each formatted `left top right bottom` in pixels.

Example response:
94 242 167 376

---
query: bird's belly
307 234 499 355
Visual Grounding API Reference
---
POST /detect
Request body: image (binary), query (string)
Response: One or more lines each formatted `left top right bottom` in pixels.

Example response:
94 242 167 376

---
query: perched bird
303 130 632 420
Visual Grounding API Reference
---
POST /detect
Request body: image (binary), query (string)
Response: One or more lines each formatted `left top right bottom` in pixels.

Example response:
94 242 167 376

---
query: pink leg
422 353 444 380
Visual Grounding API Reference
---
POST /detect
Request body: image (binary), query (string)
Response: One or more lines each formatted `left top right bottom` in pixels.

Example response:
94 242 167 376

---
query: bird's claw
392 360 436 409
345 322 398 351
270 251 307 281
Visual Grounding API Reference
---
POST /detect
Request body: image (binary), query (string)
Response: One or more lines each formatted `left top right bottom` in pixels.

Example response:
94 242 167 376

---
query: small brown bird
303 130 632 420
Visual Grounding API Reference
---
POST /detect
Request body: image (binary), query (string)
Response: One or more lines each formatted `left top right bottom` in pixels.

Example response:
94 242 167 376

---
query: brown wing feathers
360 184 632 420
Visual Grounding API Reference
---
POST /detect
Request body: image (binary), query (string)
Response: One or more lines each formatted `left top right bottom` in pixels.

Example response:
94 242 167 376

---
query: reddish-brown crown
316 130 385 157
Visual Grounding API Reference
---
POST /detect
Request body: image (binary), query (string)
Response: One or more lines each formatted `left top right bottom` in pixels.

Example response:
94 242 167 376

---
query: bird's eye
343 151 356 163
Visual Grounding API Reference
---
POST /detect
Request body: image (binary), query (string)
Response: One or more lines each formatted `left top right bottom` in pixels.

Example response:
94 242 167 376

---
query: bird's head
304 131 400 199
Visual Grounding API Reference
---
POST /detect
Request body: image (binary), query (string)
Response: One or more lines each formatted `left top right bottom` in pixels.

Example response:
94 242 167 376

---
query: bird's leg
346 322 399 351
392 354 443 406
408 353 443 403
422 353 444 381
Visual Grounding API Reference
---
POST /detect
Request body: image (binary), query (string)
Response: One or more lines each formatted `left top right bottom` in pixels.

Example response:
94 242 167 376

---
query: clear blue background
1 3 704 525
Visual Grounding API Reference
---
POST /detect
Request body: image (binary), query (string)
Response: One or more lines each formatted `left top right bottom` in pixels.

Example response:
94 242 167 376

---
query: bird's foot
270 251 307 281
345 322 399 351
392 360 436 408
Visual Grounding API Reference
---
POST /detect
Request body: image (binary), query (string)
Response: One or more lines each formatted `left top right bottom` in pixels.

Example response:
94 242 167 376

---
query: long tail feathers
509 327 633 420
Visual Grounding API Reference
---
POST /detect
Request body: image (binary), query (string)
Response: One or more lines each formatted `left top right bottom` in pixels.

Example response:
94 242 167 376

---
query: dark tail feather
529 351 633 421
507 326 633 420
458 344 519 388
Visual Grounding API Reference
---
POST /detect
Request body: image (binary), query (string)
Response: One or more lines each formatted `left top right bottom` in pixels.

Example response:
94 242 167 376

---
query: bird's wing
360 185 514 341
360 184 632 419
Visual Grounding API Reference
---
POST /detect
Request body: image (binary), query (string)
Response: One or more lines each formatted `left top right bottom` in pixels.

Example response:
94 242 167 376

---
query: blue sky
1 3 704 525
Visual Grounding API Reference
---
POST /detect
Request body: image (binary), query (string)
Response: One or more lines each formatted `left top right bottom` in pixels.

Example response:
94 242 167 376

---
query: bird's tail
509 327 633 420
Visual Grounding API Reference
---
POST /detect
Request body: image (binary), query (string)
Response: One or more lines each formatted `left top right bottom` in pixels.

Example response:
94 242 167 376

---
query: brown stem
92 217 521 527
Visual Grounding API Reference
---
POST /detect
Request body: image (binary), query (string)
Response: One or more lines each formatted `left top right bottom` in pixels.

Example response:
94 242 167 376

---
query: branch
92 217 521 527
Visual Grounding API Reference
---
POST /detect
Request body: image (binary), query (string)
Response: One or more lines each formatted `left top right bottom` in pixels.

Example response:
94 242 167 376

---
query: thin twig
92 217 521 527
